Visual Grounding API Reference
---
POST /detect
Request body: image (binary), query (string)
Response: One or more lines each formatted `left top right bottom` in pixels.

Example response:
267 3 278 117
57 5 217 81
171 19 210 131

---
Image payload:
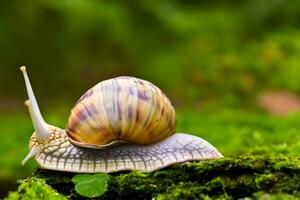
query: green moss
253 192 300 200
6 155 300 199
6 178 67 200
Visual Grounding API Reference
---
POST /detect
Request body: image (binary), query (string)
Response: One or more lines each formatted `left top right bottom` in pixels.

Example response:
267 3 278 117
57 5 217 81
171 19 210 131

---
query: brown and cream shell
66 76 176 149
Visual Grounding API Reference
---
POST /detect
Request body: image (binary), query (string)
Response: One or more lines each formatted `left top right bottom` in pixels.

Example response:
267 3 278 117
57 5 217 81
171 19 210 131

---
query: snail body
20 66 222 173
30 127 221 173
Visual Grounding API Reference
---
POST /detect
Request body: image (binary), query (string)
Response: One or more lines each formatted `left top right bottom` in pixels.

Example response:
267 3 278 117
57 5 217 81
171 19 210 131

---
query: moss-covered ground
6 155 300 199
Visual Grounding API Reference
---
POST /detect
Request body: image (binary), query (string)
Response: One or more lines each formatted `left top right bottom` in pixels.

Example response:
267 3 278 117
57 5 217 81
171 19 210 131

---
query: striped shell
66 76 176 149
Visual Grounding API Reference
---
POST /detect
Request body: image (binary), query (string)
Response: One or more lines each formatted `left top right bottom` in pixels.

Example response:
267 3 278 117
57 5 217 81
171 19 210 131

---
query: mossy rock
6 155 300 199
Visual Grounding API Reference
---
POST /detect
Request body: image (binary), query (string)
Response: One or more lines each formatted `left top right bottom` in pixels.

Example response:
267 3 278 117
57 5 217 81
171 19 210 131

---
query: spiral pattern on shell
66 76 176 148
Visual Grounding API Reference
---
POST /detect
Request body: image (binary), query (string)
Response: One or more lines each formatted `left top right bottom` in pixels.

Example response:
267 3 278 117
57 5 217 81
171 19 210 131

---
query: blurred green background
1 0 300 197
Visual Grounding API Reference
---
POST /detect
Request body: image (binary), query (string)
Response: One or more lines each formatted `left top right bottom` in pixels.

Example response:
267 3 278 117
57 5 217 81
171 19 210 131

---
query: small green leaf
72 173 109 198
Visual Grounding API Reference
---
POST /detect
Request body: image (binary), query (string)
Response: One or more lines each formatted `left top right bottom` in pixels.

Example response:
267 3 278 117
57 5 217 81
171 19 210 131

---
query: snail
20 66 223 173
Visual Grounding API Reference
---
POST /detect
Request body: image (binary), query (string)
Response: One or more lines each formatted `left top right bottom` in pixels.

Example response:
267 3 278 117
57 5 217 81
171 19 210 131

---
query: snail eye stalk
20 66 49 141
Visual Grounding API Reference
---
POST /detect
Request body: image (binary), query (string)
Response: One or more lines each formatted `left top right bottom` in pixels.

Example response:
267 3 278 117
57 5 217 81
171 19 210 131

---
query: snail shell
66 76 176 149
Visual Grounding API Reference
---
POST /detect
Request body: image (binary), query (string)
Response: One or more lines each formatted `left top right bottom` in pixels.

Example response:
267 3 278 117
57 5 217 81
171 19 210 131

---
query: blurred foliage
1 0 300 108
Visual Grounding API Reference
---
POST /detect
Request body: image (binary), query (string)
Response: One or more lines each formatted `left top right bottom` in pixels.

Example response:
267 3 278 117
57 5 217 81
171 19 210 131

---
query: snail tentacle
21 147 39 165
20 66 49 141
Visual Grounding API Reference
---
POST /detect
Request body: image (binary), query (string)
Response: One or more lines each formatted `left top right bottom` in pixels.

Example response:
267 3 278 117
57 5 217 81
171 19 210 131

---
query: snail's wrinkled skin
29 126 223 173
